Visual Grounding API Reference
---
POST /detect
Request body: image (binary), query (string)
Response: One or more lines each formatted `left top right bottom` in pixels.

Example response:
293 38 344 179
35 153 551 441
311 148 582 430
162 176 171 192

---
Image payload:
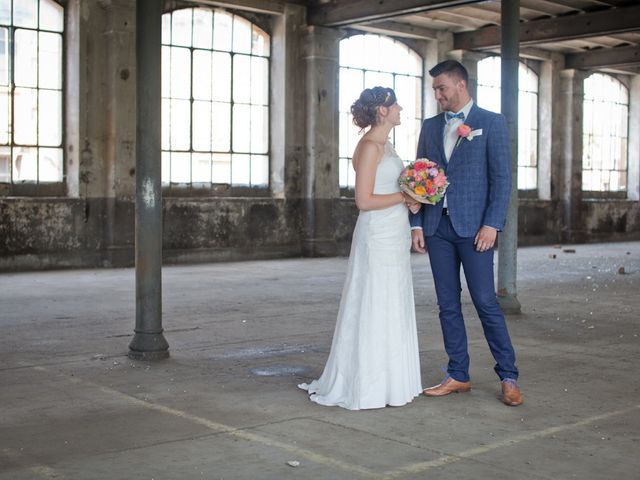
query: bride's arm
354 141 405 211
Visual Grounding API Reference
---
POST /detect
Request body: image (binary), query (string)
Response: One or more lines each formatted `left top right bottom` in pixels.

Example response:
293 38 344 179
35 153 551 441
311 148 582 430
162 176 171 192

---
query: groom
409 60 523 406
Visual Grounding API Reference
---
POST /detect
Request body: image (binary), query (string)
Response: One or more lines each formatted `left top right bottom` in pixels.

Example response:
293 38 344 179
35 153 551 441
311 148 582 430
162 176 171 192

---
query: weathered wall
1 0 639 273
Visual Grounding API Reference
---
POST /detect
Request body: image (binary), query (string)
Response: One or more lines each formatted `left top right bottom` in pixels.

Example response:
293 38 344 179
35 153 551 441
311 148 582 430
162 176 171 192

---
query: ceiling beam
565 45 640 69
454 4 640 50
351 20 439 40
308 0 485 27
187 0 285 15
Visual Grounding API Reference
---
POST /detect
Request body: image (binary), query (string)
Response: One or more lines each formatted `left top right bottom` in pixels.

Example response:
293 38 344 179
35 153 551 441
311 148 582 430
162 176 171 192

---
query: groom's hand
474 226 497 252
411 229 427 254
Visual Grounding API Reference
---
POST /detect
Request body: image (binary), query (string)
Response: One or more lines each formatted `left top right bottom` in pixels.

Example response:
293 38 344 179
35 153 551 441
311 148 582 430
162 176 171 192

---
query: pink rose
457 124 472 137
433 173 447 187
409 181 415 188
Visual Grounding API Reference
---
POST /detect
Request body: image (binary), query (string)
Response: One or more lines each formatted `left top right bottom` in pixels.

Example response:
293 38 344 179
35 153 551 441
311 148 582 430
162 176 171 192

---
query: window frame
160 7 272 197
582 72 629 198
337 32 424 197
0 0 66 197
476 55 540 195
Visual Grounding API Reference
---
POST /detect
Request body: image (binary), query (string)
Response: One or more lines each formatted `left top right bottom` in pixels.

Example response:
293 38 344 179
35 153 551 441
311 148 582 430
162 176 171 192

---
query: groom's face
432 73 467 112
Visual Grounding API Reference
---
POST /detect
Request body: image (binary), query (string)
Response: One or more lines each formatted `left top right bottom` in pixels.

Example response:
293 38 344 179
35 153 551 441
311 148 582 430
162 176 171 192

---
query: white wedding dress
299 142 423 410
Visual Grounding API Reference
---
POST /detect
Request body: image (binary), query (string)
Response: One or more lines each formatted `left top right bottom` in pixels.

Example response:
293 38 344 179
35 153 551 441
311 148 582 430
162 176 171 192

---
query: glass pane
39 147 62 182
162 13 171 45
170 47 191 99
15 29 38 88
250 105 268 154
192 50 212 100
0 27 7 86
192 9 212 49
192 100 212 151
364 71 393 90
0 146 9 182
0 86 8 144
212 102 230 151
14 0 38 28
232 104 250 152
232 15 251 54
192 152 211 183
0 0 9 25
38 89 61 146
339 157 348 187
339 68 363 112
211 52 231 101
13 146 38 181
40 0 64 32
233 54 250 103
161 99 170 150
39 32 62 89
14 87 38 144
250 155 268 186
362 35 380 72
231 154 250 185
339 113 348 158
251 56 268 105
161 151 170 183
341 35 364 69
213 10 232 51
170 99 190 150
212 153 230 183
171 8 192 47
170 152 191 183
251 26 269 56
161 46 170 97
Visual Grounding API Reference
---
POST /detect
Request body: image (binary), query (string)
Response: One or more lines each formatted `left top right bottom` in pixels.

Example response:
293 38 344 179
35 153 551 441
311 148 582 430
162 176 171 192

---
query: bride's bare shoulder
352 139 384 169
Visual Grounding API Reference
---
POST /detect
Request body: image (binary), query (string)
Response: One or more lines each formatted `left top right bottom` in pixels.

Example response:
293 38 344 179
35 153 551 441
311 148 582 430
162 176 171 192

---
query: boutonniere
455 125 483 147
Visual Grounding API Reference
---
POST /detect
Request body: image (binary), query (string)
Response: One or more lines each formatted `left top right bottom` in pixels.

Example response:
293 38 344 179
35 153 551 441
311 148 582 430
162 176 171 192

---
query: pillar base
498 293 522 315
128 331 170 360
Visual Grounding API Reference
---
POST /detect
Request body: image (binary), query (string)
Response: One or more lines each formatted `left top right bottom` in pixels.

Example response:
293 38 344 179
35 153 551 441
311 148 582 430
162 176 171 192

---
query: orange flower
414 185 427 196
426 179 434 189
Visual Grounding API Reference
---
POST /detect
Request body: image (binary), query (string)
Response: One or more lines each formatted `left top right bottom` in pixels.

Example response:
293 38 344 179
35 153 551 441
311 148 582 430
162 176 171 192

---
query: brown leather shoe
501 379 523 406
423 376 471 396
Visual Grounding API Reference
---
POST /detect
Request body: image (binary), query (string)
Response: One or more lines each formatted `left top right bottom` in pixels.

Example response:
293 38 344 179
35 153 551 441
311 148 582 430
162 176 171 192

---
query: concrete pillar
302 26 340 257
559 69 587 242
537 60 553 201
497 0 521 314
628 75 640 201
129 0 169 360
271 4 306 200
418 40 439 119
447 49 484 100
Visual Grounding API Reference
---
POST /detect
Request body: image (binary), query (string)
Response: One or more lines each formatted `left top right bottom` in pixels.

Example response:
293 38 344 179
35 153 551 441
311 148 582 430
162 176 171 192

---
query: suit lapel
434 113 447 167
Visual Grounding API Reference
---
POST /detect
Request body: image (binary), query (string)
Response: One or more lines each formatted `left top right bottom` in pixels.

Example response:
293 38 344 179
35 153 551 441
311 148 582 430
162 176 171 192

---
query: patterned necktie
446 111 465 122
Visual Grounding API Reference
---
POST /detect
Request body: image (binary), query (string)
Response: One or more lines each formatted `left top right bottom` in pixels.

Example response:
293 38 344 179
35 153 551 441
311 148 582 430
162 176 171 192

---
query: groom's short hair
429 60 469 84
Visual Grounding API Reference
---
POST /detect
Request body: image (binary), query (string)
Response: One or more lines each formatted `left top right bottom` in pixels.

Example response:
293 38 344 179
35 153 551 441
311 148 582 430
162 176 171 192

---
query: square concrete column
302 26 341 257
560 69 588 242
628 75 640 201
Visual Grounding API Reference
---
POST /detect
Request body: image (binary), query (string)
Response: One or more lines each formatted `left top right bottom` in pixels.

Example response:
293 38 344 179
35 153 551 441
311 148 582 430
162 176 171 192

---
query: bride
299 87 423 410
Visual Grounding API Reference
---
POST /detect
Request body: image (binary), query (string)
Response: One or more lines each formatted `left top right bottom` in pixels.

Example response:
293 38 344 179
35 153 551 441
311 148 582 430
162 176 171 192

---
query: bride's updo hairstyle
350 86 396 129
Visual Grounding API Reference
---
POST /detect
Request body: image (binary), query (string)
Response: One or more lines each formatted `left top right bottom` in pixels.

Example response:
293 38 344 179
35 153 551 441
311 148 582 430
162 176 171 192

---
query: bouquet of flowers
398 158 448 205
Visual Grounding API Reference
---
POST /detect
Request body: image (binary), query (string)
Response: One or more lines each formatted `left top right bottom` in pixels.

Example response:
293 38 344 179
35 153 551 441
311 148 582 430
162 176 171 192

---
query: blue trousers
425 215 518 382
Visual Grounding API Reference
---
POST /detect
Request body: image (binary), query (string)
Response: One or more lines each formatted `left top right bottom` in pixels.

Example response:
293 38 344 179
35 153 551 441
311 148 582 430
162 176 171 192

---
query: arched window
339 34 422 188
477 57 539 190
162 8 270 188
583 73 628 192
0 0 64 187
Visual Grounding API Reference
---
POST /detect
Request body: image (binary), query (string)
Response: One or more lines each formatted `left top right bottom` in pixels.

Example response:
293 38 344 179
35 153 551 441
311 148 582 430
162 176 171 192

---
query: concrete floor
1 241 639 480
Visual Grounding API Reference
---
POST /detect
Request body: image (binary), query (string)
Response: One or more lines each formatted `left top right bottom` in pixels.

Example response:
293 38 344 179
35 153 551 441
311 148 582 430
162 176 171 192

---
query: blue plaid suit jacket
409 103 512 238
